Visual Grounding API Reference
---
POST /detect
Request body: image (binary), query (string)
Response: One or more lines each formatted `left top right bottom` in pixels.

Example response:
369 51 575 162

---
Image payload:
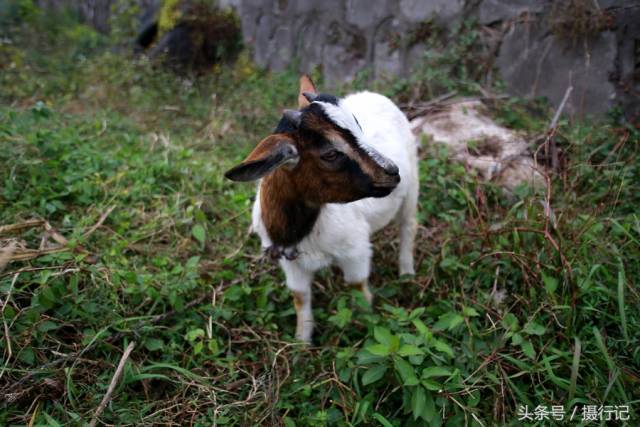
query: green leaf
433 339 454 358
433 312 464 331
328 307 352 328
523 322 546 336
422 378 442 391
511 333 523 345
362 365 388 385
356 348 386 364
422 390 436 421
412 319 432 339
37 320 60 333
366 344 391 357
185 328 205 342
394 357 419 386
542 273 558 294
19 347 35 365
398 344 424 357
374 326 394 347
502 313 519 331
208 339 220 354
42 412 63 427
422 366 452 378
462 306 479 317
372 413 394 427
191 224 206 244
144 338 164 352
411 386 426 420
520 340 535 359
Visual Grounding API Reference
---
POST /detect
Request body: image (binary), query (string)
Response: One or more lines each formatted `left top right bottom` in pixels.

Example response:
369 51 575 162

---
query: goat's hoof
399 267 415 277
295 335 312 345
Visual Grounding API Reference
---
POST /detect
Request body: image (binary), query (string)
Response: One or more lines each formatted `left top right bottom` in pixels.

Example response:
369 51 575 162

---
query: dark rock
399 0 464 25
496 19 618 116
346 0 390 30
477 0 549 25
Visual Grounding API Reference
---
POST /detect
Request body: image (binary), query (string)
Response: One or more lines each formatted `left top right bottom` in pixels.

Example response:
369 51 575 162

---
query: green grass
1 12 639 427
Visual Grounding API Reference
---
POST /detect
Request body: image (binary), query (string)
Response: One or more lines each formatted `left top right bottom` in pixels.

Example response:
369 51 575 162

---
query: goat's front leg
339 249 373 305
282 262 314 343
292 289 313 342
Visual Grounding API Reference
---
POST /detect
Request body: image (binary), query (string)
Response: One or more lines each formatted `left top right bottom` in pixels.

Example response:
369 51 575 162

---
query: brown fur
298 74 317 108
292 291 305 312
225 76 398 247
244 134 293 162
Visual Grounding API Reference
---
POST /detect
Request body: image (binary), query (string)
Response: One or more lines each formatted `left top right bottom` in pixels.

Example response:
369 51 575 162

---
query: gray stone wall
35 0 639 119
237 0 639 119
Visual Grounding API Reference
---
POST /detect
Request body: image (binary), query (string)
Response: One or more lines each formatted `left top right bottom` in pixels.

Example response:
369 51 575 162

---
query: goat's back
339 91 418 233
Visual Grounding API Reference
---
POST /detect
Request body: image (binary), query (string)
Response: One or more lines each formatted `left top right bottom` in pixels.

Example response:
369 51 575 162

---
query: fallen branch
0 242 17 272
548 85 573 172
83 206 116 238
88 341 135 427
0 220 45 236
0 273 20 381
7 247 70 262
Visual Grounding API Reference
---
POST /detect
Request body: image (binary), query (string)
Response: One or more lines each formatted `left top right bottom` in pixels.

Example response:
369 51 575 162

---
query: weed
0 11 638 426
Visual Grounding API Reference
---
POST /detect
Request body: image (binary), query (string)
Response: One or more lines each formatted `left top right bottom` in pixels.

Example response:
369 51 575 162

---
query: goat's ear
224 137 299 182
298 74 317 109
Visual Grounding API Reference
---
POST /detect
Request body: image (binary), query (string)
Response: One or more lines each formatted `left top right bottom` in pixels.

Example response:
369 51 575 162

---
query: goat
225 75 419 342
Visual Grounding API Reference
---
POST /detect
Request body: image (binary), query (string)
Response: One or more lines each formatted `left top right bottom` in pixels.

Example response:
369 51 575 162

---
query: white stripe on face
314 100 397 171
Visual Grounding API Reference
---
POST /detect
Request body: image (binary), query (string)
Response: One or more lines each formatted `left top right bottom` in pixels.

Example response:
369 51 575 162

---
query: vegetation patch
0 9 638 426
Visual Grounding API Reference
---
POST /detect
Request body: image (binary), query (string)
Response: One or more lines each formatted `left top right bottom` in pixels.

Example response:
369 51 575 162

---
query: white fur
252 91 419 342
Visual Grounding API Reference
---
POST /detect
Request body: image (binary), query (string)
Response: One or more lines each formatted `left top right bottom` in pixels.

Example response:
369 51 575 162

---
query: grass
1 10 639 426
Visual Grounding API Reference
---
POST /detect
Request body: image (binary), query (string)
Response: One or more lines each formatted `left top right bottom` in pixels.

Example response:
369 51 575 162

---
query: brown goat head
224 75 400 206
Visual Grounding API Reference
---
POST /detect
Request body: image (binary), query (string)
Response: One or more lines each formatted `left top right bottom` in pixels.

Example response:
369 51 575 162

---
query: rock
399 0 464 25
496 20 618 117
54 0 635 119
477 0 549 25
411 100 545 192
346 0 390 29
148 24 194 65
267 25 294 71
322 23 368 83
296 19 326 71
373 18 404 79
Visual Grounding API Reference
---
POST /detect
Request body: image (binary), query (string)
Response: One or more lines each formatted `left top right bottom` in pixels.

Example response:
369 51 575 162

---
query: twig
43 221 69 246
550 86 573 129
0 242 17 272
88 341 135 427
83 206 116 238
7 247 69 262
0 220 44 235
0 273 20 380
548 85 573 171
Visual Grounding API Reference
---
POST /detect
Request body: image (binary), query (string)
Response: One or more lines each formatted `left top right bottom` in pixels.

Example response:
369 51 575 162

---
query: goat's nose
384 162 399 176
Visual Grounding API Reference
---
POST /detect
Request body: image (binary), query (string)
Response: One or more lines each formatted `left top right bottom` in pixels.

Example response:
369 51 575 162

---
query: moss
549 0 613 47
158 0 182 34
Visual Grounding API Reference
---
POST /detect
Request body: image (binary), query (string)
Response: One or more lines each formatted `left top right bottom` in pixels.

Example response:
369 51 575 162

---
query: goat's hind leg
397 176 418 276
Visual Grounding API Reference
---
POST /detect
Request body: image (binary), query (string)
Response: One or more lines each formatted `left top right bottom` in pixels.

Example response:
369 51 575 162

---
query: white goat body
251 91 419 342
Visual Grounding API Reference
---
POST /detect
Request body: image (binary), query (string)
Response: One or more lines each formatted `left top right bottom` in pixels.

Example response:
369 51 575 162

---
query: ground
0 10 639 427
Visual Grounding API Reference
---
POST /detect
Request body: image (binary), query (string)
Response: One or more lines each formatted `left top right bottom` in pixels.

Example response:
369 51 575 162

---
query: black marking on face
274 115 299 134
314 93 339 105
352 114 362 131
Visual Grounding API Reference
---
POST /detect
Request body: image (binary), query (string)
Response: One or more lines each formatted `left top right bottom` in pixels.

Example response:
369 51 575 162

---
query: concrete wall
236 0 639 119
37 0 640 119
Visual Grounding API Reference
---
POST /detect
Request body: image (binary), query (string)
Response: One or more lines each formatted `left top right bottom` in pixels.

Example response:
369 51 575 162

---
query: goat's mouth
368 177 400 197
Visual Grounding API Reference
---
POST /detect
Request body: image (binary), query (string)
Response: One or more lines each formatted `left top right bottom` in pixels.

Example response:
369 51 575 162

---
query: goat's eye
321 150 342 162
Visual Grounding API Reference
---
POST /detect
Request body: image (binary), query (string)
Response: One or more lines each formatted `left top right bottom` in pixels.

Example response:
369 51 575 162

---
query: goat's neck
260 169 320 249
